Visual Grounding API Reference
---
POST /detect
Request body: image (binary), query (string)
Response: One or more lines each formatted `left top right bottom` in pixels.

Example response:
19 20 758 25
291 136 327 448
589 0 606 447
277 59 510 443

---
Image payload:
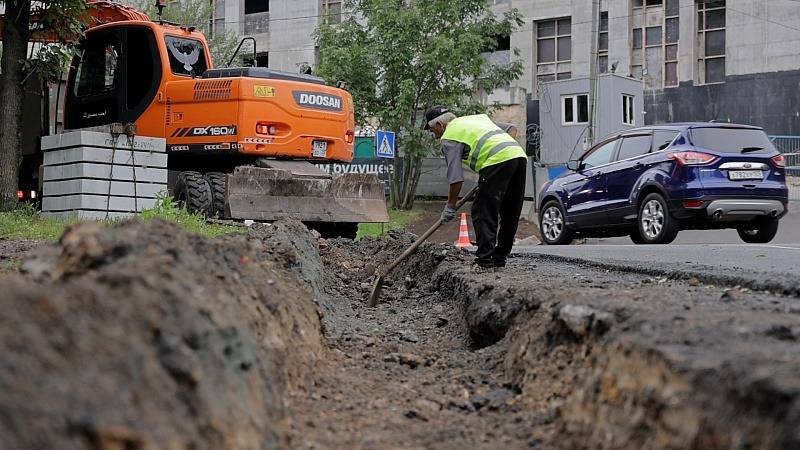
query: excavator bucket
225 162 389 223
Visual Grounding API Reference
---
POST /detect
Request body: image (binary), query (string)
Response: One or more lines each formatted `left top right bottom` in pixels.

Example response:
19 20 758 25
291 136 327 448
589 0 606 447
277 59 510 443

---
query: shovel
367 186 478 307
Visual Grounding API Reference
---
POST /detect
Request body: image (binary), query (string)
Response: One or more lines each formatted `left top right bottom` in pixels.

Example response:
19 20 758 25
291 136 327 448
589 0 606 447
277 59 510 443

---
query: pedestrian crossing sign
376 130 395 159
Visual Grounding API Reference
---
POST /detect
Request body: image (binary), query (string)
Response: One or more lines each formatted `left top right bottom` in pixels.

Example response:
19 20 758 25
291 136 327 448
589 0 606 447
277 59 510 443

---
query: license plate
312 140 328 158
728 170 763 180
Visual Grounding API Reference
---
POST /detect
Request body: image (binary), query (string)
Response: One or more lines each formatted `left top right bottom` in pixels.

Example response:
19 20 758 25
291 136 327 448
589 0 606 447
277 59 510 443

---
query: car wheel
737 219 779 244
174 171 212 216
629 228 646 244
204 172 227 218
539 200 574 245
637 193 679 244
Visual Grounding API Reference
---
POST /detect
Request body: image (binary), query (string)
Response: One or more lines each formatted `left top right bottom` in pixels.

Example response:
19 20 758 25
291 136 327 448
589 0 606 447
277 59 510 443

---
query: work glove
441 205 457 223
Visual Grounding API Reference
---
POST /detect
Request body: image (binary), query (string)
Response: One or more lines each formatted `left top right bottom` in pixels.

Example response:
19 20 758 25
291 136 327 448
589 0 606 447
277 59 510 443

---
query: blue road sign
376 130 395 159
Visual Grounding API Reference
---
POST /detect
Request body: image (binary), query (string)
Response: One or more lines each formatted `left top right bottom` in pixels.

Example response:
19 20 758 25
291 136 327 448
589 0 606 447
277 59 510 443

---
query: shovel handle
378 185 478 277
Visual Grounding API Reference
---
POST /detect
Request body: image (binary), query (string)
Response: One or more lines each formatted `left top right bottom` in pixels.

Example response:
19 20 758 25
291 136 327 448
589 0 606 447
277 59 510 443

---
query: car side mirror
567 160 581 172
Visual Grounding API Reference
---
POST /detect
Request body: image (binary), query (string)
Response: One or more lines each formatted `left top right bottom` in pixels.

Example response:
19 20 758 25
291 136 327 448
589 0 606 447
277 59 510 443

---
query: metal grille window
322 0 342 25
562 94 588 125
630 0 679 89
599 12 609 74
244 52 269 68
622 94 635 126
697 0 726 84
244 0 268 14
536 18 571 84
244 0 269 34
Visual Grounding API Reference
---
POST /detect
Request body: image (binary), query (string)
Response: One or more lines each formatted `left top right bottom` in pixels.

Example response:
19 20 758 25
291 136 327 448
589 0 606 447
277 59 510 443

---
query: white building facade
492 0 800 136
212 0 342 72
214 1 800 136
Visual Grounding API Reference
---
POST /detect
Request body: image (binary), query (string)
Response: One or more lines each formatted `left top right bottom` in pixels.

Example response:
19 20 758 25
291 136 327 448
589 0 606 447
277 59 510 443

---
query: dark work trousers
471 157 527 267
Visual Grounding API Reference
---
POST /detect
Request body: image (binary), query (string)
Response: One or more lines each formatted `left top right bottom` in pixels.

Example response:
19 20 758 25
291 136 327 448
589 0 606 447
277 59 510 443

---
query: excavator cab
66 24 167 130
59 18 387 236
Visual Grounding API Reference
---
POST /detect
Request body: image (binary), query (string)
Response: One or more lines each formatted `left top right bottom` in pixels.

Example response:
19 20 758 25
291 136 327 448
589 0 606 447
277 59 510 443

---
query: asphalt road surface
516 204 800 294
585 204 800 245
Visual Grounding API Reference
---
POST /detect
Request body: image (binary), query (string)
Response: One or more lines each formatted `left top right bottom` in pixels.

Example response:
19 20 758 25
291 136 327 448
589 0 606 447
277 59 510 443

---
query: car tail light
771 154 786 168
30 190 37 199
345 130 354 144
16 190 24 199
682 199 704 208
667 151 718 166
256 123 278 135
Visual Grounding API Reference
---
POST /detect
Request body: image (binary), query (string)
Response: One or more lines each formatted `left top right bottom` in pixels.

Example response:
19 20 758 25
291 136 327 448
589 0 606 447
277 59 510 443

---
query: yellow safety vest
441 114 527 172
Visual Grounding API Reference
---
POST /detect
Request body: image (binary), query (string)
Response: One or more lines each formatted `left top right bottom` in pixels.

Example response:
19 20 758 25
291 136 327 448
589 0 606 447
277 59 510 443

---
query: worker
423 106 528 271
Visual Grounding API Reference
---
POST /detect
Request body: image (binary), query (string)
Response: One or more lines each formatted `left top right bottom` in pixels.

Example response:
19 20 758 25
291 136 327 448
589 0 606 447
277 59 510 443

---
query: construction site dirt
1 220 799 449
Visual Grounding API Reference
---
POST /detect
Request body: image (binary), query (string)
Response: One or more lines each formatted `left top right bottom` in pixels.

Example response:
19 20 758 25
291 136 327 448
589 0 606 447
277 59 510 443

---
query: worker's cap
422 106 451 130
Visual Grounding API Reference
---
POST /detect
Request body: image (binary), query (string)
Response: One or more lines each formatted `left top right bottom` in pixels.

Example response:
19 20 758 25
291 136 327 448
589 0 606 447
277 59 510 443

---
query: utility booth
532 74 644 202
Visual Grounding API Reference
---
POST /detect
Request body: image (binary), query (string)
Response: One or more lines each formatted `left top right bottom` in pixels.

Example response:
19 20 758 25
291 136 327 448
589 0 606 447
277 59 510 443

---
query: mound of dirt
0 219 326 450
0 237 41 277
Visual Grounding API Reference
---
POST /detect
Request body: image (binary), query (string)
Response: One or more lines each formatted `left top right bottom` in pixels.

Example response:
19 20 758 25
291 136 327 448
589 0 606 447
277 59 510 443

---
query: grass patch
0 204 74 241
357 207 423 240
0 197 242 241
138 196 243 238
0 259 21 271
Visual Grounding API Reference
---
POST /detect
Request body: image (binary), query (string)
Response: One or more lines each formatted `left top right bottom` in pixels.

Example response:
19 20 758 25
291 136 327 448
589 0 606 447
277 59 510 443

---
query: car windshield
690 127 775 153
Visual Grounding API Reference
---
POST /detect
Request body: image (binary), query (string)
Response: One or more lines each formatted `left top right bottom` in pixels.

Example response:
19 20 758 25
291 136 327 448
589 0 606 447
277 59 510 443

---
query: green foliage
21 0 89 82
316 0 524 209
0 203 75 240
138 195 243 238
356 207 422 240
122 0 240 66
0 197 241 241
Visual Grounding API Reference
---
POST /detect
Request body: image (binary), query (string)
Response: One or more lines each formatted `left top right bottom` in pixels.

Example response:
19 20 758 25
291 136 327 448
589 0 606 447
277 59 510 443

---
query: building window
562 94 588 125
322 0 342 25
630 0 679 89
622 94 635 126
245 0 268 14
697 0 726 84
599 12 609 74
244 52 269 68
536 17 571 84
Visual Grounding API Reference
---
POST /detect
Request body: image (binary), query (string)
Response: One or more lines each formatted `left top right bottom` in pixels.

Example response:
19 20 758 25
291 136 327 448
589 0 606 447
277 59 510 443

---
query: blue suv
538 123 789 245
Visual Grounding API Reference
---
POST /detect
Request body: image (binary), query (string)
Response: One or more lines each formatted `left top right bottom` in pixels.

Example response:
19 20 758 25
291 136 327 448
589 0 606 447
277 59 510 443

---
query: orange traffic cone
454 213 471 247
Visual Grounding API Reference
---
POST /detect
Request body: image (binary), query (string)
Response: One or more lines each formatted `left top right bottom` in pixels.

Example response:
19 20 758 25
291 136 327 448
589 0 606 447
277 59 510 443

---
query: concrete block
42 130 166 153
43 179 167 198
43 147 168 167
41 130 168 220
42 194 157 213
42 210 134 220
43 163 168 184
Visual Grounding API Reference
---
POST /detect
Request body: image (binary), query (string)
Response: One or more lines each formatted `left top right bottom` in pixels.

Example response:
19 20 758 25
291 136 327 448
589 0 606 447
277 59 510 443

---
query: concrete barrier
41 130 167 219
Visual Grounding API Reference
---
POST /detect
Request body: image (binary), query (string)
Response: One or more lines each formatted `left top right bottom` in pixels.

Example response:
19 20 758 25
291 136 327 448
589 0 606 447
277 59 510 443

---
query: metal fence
770 136 800 201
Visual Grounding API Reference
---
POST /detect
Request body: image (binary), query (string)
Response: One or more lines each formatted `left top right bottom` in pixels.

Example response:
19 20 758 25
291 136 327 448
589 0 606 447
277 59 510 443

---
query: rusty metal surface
226 166 389 223
254 159 333 179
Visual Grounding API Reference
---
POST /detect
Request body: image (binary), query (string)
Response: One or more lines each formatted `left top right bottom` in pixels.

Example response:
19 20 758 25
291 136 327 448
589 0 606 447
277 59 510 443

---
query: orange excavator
10 0 387 237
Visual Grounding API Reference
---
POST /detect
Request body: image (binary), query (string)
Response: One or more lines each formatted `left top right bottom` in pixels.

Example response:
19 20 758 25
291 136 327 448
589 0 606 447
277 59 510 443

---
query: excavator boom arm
0 0 150 43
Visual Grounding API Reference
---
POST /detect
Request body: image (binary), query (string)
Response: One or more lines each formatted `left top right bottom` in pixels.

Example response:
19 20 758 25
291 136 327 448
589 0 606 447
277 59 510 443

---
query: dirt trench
299 232 800 449
2 222 800 449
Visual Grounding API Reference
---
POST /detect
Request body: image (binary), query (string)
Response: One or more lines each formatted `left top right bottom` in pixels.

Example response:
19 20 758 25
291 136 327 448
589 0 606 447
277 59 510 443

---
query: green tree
0 0 87 211
124 0 240 66
316 0 523 209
